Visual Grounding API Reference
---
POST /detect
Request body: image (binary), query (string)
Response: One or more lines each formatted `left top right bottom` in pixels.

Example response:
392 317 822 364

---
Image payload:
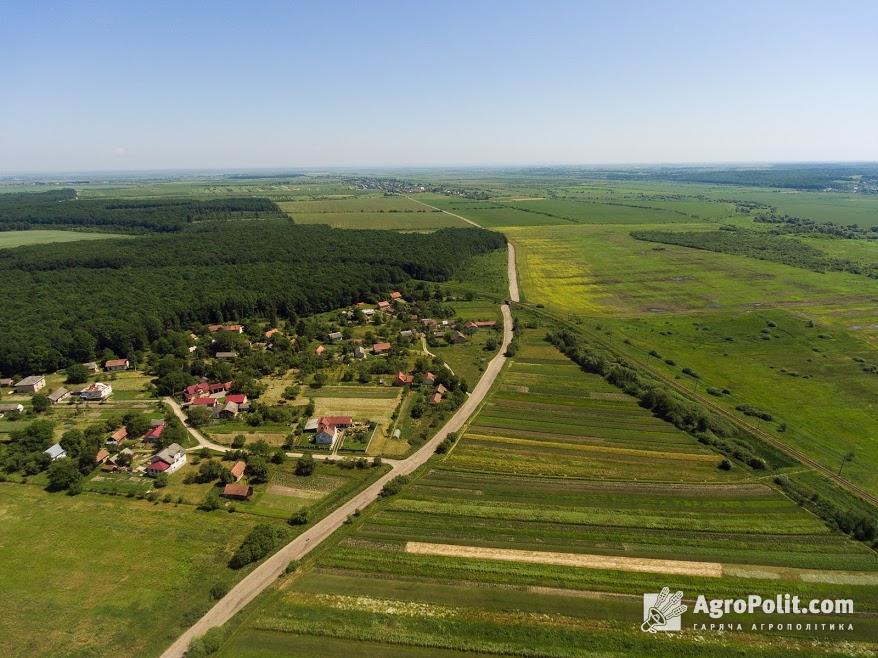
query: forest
631 228 878 278
0 220 504 376
0 189 284 232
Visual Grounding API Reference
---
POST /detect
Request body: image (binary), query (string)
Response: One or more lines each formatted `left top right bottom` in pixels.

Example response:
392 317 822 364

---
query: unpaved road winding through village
160 244 518 657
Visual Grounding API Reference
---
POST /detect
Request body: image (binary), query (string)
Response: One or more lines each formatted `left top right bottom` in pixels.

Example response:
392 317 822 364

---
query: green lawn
0 229 126 249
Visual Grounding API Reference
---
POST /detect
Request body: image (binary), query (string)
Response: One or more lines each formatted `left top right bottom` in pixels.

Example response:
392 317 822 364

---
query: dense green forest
0 189 284 232
0 221 504 375
631 228 878 278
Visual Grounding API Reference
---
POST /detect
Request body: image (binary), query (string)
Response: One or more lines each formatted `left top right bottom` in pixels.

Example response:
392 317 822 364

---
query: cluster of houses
182 380 249 419
394 371 448 405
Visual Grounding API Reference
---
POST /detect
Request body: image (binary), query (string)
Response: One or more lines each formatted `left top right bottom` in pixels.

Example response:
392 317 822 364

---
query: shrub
288 509 309 526
718 459 732 471
154 472 169 488
380 475 410 497
209 582 228 600
229 524 286 569
295 454 315 477
231 435 246 449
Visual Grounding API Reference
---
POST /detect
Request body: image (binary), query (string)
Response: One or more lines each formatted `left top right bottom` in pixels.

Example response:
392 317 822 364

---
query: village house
390 291 403 301
264 328 280 339
399 329 414 340
361 308 376 320
315 344 326 356
216 351 238 360
314 420 338 448
394 372 414 386
217 401 239 419
183 381 232 402
377 300 391 312
353 345 367 360
450 331 467 344
80 382 113 401
209 324 244 334
229 461 246 482
435 384 448 395
189 397 217 409
144 423 165 443
372 342 391 355
226 393 247 406
95 448 110 464
421 318 437 328
44 443 66 461
0 378 13 387
47 387 71 405
0 402 25 415
422 372 436 385
104 358 129 372
83 362 100 374
430 392 443 405
222 483 253 500
107 427 128 445
328 331 343 342
147 443 186 477
14 375 46 394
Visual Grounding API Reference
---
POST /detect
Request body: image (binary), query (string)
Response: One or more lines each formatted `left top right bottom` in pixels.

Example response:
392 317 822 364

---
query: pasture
0 484 264 658
0 229 125 249
217 329 877 657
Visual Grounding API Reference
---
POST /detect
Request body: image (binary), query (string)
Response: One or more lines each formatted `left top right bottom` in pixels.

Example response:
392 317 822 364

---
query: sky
1 0 877 172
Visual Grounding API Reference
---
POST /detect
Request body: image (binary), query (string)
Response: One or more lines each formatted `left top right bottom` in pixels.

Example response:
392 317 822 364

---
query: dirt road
159 247 517 658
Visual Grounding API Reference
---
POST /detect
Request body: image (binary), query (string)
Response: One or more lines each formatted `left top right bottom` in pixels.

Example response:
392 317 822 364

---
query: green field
277 196 469 229
0 229 125 249
0 484 266 658
218 328 878 656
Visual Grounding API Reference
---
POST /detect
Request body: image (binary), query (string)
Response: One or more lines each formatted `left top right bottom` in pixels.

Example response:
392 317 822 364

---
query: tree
838 451 855 475
229 524 286 569
122 411 151 437
231 434 246 449
187 405 213 428
65 364 89 385
32 393 50 413
196 459 224 483
47 458 82 491
199 488 223 511
288 509 309 525
246 456 269 483
154 472 169 488
271 448 286 465
295 454 315 477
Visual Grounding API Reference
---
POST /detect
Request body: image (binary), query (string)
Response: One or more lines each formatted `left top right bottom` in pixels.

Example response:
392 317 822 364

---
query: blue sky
1 0 876 171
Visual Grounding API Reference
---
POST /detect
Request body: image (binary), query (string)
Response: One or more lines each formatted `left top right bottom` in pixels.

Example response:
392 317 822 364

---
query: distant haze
1 0 876 172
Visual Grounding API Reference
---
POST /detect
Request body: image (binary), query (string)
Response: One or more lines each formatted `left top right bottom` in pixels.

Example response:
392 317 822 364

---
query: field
218 328 878 656
0 229 126 249
0 483 265 658
277 196 469 229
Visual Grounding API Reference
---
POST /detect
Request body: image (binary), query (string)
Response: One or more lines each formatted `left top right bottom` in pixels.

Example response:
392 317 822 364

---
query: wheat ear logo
641 587 687 632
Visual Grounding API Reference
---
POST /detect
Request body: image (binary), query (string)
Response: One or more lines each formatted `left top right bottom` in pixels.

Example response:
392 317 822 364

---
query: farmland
0 229 126 249
277 196 469 229
217 326 877 656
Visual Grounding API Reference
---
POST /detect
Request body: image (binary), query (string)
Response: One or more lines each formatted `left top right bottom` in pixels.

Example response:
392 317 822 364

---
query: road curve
159 248 517 658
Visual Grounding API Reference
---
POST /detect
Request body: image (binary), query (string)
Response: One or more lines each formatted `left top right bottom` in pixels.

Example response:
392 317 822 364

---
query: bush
380 475 410 497
231 435 246 449
718 459 732 471
295 454 315 477
186 627 225 658
209 582 228 600
199 488 223 511
289 509 309 526
229 524 286 569
154 472 169 488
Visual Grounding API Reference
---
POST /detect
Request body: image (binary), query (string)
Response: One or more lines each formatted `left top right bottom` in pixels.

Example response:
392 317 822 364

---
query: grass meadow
0 229 126 249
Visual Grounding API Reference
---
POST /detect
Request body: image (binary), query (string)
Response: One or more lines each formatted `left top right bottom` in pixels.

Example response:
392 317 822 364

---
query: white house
44 443 67 461
147 443 187 477
80 382 113 401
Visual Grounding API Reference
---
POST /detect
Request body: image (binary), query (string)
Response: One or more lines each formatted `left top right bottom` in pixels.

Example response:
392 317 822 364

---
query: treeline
546 328 791 471
0 189 284 232
631 228 878 279
754 211 878 239
0 221 504 376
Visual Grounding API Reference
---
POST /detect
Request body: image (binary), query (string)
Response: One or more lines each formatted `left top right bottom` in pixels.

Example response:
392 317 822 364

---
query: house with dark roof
14 375 46 394
47 387 71 405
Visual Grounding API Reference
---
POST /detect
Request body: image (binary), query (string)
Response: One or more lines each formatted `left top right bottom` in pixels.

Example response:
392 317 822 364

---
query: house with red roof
422 372 436 385
222 483 253 500
147 443 186 477
377 300 391 312
315 344 326 355
390 291 402 300
229 461 246 481
226 393 247 406
394 372 414 386
372 342 391 354
430 392 443 405
264 328 280 339
104 358 130 372
107 427 127 445
190 397 217 408
144 423 165 442
314 418 340 448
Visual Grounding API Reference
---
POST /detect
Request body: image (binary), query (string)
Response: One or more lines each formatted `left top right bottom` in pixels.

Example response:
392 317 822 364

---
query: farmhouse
183 380 232 401
450 331 467 344
390 291 402 300
222 483 253 500
361 308 376 319
107 427 128 445
372 342 391 355
328 331 343 342
315 344 326 355
217 401 239 419
421 318 437 329
394 372 414 386
0 402 24 414
314 417 346 449
147 443 186 477
229 461 246 481
430 392 443 405
80 382 113 400
104 358 129 372
83 362 100 374
321 415 352 427
95 448 110 464
422 372 436 385
226 393 248 407
14 375 46 394
377 300 391 312
264 328 280 339
189 397 217 408
144 423 165 442
216 351 238 360
435 384 448 395
0 378 14 387
44 443 66 461
47 387 71 405
399 329 414 340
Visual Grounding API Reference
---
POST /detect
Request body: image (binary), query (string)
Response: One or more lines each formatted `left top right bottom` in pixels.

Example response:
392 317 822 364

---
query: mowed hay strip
406 542 723 578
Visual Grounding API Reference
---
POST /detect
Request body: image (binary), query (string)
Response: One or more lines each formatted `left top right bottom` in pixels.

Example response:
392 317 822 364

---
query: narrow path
405 196 483 228
420 335 455 376
159 245 518 658
507 241 520 303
